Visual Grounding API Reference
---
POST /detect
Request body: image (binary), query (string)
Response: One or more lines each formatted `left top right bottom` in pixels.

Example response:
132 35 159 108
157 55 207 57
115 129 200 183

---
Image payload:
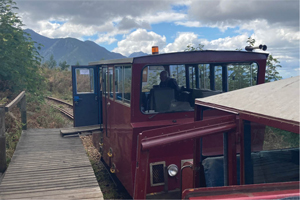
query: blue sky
16 0 299 78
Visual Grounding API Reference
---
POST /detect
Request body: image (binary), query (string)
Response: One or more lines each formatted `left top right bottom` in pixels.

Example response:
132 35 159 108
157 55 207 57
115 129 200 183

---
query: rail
46 96 73 107
0 91 26 173
46 96 74 119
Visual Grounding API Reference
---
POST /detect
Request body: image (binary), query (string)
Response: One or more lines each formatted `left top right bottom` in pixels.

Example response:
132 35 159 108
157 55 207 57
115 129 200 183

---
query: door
72 66 100 127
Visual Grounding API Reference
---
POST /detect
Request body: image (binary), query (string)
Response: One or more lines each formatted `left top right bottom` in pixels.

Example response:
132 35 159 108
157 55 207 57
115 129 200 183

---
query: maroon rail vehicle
71 47 299 199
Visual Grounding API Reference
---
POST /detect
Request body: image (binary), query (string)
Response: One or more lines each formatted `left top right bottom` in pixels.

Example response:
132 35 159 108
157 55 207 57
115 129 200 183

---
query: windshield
140 63 258 114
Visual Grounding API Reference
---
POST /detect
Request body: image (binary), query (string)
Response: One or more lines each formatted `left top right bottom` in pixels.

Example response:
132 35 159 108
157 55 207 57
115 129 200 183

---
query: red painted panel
183 181 300 200
181 161 194 192
189 190 299 199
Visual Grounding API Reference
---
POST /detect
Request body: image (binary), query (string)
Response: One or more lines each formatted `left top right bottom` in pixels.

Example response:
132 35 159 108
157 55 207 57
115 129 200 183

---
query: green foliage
46 54 57 69
185 43 204 51
265 54 282 82
247 37 282 82
59 60 70 71
0 0 45 97
5 111 22 166
246 37 256 46
264 126 299 150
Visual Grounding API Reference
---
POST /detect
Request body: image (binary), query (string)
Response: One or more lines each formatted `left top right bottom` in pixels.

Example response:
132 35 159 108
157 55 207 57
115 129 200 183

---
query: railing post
20 95 27 130
0 106 6 173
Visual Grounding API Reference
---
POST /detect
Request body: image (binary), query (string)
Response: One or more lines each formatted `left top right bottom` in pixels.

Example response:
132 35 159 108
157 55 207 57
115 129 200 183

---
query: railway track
46 96 74 119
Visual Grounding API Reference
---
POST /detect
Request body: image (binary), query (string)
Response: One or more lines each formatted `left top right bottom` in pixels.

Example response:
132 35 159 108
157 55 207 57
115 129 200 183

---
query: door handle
107 102 110 106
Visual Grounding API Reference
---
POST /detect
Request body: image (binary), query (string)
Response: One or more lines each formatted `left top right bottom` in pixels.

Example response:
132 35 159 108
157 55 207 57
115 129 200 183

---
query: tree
185 43 204 51
59 61 69 71
247 37 282 82
46 54 57 69
0 0 45 94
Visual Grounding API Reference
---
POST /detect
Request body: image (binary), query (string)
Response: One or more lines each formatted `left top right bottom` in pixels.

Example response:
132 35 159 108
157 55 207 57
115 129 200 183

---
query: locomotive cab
72 50 270 198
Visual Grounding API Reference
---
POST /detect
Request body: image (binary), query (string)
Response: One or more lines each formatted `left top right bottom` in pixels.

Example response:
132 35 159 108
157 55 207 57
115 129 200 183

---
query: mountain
128 51 148 58
24 29 126 66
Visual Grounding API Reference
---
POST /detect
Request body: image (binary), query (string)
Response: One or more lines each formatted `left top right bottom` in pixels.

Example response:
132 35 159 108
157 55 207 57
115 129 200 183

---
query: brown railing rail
0 91 26 173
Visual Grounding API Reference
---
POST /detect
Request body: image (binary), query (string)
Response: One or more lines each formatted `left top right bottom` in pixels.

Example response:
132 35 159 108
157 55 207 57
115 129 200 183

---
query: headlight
167 164 178 177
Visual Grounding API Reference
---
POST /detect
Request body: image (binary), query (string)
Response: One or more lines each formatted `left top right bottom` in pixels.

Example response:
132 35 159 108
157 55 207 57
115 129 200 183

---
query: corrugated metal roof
195 76 300 123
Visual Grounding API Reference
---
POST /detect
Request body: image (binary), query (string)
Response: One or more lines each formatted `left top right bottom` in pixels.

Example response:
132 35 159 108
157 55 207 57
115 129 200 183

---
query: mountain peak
128 51 148 58
24 29 126 65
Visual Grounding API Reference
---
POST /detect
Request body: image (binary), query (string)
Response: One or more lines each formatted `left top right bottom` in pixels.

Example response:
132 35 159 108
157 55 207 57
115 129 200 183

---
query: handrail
0 91 26 173
5 91 25 112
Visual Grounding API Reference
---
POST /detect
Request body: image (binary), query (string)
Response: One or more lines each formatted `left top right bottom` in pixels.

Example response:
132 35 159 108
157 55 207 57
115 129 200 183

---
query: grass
263 126 299 150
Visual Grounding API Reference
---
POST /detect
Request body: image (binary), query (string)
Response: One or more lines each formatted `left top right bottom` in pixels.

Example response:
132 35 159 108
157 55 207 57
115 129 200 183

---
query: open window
114 65 132 105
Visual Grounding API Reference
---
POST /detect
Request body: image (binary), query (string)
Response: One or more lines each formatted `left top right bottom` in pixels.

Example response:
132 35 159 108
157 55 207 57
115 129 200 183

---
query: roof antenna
245 44 267 52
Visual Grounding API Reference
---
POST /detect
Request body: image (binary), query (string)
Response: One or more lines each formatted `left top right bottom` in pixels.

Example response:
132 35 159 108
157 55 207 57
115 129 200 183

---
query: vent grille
150 161 165 186
152 164 164 184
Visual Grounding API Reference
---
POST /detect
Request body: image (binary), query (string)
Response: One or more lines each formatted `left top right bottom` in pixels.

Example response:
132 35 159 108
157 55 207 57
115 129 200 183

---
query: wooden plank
0 182 99 194
1 187 102 199
60 125 101 136
5 91 25 112
0 128 103 200
1 174 96 184
0 177 99 190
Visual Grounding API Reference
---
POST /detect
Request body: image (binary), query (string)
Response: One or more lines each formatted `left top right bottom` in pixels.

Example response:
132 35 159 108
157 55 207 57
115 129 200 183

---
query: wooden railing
0 91 26 173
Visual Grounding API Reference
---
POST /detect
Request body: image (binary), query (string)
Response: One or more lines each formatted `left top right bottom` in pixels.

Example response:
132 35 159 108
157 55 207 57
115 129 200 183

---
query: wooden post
20 95 27 130
0 106 6 173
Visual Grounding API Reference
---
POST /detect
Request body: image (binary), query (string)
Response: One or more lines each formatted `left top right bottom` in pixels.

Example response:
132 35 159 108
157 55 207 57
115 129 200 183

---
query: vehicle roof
195 76 300 124
89 50 268 65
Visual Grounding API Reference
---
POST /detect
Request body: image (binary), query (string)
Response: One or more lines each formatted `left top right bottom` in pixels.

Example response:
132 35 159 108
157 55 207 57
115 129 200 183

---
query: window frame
75 68 95 94
113 65 132 107
140 62 260 115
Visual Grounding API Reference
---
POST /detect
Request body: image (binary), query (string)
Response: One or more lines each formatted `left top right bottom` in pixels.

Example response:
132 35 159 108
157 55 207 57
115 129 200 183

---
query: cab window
140 62 258 114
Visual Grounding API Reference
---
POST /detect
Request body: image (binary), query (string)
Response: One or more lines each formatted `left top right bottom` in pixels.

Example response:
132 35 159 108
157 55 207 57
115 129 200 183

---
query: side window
102 68 107 95
215 66 223 91
124 66 132 104
114 65 131 105
169 65 186 87
106 69 109 96
76 68 94 94
115 66 123 101
99 68 102 91
109 68 113 98
198 64 210 90
142 66 164 92
189 66 196 89
228 63 258 91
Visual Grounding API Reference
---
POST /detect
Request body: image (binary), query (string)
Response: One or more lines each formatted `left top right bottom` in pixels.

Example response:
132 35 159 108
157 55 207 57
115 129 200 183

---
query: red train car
72 49 279 198
134 76 300 199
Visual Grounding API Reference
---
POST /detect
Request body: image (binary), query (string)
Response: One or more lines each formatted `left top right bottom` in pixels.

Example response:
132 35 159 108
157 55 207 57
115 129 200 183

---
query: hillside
25 29 126 65
128 51 148 58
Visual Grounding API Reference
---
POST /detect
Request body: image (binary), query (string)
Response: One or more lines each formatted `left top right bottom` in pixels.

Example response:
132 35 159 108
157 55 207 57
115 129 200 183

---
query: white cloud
137 12 187 24
175 21 201 27
188 0 299 31
95 34 117 45
162 32 200 52
112 29 166 56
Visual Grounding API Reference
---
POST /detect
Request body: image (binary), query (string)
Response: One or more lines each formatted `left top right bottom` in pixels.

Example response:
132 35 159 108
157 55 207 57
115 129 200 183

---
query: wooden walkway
0 129 103 199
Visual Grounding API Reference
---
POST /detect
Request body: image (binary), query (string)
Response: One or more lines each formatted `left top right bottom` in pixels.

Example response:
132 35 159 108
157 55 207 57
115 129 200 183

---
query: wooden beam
5 91 25 112
20 95 27 130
